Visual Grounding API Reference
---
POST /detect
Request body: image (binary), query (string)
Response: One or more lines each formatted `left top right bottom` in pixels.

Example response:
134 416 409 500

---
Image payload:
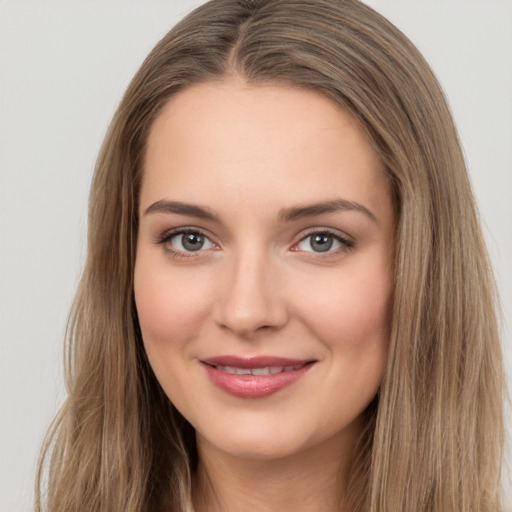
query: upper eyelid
157 226 214 243
294 227 353 243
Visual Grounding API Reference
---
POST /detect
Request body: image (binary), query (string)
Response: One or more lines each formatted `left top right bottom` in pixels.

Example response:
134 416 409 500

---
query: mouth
200 356 316 398
207 363 306 375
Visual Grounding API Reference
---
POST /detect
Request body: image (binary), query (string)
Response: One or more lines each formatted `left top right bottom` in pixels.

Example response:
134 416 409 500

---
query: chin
199 429 307 461
193 408 363 464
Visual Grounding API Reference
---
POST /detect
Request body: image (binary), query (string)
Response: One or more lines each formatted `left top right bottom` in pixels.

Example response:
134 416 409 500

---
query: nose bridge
214 244 287 336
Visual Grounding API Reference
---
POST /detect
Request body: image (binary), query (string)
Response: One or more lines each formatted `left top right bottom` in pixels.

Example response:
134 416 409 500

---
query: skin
134 77 395 512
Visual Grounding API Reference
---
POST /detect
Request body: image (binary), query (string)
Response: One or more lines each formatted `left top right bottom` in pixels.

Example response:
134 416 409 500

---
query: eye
295 231 353 253
160 229 216 253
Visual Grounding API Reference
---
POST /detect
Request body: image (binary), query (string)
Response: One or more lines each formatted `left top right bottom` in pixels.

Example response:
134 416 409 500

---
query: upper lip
201 355 315 369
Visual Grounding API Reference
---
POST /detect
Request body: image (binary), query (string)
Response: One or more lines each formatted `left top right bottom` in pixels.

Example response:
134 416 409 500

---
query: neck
192 422 364 512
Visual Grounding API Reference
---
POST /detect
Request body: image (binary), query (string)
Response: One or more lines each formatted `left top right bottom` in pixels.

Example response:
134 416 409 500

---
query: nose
213 249 289 338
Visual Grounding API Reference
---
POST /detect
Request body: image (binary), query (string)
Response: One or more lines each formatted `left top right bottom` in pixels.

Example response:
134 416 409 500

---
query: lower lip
202 362 314 398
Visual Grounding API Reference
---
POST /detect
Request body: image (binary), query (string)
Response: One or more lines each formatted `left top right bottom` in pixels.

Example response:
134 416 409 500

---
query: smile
200 356 316 398
211 364 305 375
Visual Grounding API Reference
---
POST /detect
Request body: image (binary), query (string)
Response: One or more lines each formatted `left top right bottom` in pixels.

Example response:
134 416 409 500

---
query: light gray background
1 1 511 511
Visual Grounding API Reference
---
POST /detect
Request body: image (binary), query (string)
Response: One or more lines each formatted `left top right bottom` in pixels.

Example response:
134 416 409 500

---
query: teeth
251 367 270 375
234 367 252 375
215 364 304 375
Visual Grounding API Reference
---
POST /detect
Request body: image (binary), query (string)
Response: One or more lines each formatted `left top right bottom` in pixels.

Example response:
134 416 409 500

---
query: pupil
311 234 333 252
182 233 204 251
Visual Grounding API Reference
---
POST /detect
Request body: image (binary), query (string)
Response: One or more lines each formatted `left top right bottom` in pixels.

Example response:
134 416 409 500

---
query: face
134 79 395 461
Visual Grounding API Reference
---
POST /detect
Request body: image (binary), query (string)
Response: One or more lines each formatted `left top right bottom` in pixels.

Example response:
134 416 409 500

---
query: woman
36 0 505 511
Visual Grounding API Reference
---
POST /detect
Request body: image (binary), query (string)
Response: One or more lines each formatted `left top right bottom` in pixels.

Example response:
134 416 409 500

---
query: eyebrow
144 200 220 222
278 199 377 224
143 198 377 224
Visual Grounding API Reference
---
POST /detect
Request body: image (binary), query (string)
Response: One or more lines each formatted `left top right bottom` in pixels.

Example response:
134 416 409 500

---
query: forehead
141 78 391 222
146 79 368 161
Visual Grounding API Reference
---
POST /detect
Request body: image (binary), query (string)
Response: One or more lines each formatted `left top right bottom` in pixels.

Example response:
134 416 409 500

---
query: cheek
133 257 213 357
312 269 391 420
297 267 391 344
293 260 392 401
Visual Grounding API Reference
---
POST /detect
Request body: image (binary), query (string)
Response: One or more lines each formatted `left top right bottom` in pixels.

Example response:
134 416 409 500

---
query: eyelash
156 227 216 259
293 228 355 255
156 227 355 258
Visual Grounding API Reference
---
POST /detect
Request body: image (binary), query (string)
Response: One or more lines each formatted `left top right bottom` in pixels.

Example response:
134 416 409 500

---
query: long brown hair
36 1 504 510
